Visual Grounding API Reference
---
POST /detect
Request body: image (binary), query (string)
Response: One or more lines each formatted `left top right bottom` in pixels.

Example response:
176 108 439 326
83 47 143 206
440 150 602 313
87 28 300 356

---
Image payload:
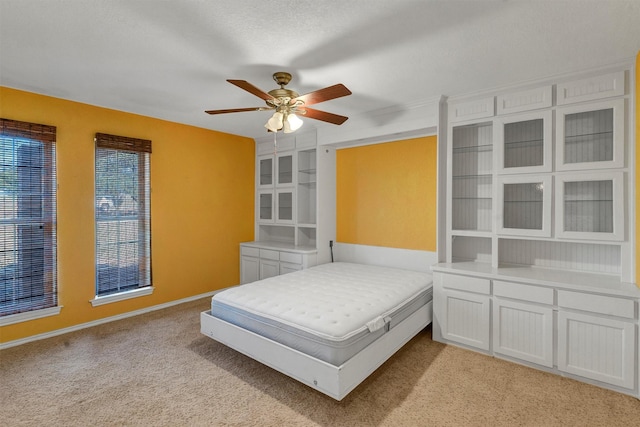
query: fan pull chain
273 130 277 155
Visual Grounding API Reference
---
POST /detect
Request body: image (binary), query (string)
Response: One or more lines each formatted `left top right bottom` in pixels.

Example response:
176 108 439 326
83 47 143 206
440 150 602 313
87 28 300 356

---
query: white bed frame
200 244 435 400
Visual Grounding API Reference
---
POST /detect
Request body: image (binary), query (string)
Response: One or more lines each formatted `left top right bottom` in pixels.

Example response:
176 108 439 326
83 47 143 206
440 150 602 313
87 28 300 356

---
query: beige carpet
1 297 639 426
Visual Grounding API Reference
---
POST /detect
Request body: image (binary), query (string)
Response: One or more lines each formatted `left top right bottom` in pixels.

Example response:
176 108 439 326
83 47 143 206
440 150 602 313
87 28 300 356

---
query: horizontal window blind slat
95 132 152 153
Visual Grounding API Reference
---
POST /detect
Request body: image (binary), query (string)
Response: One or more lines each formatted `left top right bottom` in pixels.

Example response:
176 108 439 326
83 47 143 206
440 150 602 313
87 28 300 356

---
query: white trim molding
0 305 62 327
90 286 154 307
1 290 216 350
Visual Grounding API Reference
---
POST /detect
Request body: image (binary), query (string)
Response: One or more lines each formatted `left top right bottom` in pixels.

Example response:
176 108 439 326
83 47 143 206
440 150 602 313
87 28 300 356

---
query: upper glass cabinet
497 175 552 237
555 172 624 241
258 156 273 188
556 99 625 171
495 111 552 174
450 121 493 233
277 153 293 186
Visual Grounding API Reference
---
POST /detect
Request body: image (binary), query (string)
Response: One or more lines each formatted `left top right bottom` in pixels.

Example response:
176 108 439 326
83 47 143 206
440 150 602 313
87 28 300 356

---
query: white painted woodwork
437 65 637 396
498 239 621 274
201 301 432 401
333 243 437 273
441 273 491 294
555 171 624 241
496 85 552 114
449 120 494 234
240 256 259 284
239 242 318 284
555 98 625 171
497 175 552 237
259 258 279 279
493 280 553 305
556 71 625 105
495 110 552 174
493 298 553 367
279 262 302 275
249 129 336 268
448 97 495 123
557 290 635 319
440 288 491 351
558 310 635 389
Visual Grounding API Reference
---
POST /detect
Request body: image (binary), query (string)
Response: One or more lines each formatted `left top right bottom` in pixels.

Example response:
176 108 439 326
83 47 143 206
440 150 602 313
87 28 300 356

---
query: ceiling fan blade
300 107 348 125
205 107 273 115
227 80 274 101
294 84 352 106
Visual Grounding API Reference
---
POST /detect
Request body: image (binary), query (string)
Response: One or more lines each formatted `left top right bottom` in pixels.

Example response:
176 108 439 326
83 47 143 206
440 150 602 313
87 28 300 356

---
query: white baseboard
0 291 217 350
334 243 437 273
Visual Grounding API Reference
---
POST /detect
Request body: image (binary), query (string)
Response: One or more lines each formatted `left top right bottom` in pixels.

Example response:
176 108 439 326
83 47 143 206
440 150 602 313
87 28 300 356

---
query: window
0 118 57 317
95 133 151 298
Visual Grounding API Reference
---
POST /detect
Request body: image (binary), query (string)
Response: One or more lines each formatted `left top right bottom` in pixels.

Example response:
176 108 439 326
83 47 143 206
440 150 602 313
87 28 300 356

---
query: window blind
95 133 151 296
0 118 57 316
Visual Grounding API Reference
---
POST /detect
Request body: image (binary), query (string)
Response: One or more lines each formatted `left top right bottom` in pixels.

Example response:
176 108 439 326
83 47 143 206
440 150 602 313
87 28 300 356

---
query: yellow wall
0 87 255 343
336 136 437 251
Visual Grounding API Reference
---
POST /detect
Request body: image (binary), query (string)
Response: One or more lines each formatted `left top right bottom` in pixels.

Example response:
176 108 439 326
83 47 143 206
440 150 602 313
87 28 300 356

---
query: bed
200 261 433 400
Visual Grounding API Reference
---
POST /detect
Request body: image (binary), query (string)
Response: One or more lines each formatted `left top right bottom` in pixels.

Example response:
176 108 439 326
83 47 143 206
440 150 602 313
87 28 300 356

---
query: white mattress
211 262 433 365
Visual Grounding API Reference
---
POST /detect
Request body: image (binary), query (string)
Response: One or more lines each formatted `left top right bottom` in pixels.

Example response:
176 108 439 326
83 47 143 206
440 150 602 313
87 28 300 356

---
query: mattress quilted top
213 262 432 341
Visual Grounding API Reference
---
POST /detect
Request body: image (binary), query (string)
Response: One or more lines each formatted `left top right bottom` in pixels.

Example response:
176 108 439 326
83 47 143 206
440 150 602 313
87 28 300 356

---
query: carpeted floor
1 297 639 426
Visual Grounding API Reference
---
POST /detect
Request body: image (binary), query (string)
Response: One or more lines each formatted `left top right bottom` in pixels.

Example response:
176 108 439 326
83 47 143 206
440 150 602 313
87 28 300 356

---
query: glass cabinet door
497 175 551 237
258 156 273 187
450 121 493 233
556 99 624 171
276 189 294 223
277 153 293 186
555 172 624 241
258 191 273 222
495 111 552 174
297 149 316 225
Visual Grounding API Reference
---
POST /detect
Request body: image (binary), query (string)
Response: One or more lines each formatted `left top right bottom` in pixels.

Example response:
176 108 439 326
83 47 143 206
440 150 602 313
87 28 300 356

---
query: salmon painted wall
0 87 254 343
336 136 437 251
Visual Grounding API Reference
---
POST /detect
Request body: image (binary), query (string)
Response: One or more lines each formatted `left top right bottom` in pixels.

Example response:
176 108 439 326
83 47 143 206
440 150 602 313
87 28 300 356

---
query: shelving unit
240 130 335 284
450 122 493 233
435 66 638 398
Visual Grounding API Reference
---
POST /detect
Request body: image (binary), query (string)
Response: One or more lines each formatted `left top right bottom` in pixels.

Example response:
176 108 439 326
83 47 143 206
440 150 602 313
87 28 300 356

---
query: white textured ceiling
1 0 639 139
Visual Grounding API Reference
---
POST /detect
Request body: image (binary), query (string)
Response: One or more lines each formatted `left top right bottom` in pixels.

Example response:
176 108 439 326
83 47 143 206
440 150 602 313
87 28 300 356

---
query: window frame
92 133 152 305
0 118 59 323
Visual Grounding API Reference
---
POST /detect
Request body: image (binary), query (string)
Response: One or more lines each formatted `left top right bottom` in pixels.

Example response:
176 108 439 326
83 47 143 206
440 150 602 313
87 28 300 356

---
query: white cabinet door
257 155 274 188
240 256 259 284
495 110 552 174
259 259 279 280
555 98 625 171
555 171 624 241
493 298 553 367
558 310 635 389
497 175 552 237
280 262 302 275
440 289 491 351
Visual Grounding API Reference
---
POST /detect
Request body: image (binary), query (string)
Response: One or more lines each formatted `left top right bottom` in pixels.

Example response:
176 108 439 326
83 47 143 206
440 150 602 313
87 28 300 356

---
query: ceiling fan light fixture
283 113 303 133
265 111 284 132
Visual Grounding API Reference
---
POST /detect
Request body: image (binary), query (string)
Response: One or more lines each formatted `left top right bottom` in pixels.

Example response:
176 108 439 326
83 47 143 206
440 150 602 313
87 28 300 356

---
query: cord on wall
329 240 334 262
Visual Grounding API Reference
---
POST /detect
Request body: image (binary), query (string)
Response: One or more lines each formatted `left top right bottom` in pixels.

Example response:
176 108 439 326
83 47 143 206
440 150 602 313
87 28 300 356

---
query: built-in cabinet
240 130 335 284
433 268 638 395
240 243 317 284
435 65 639 397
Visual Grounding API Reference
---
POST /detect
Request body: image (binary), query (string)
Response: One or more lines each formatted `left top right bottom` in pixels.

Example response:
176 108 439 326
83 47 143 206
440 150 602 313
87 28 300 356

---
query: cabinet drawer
557 290 635 319
259 249 280 261
241 246 260 257
493 281 553 305
441 274 490 295
279 252 302 264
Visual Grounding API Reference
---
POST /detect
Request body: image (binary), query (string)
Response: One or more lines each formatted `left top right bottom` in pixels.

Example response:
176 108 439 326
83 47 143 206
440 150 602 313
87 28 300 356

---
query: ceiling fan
205 72 352 133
